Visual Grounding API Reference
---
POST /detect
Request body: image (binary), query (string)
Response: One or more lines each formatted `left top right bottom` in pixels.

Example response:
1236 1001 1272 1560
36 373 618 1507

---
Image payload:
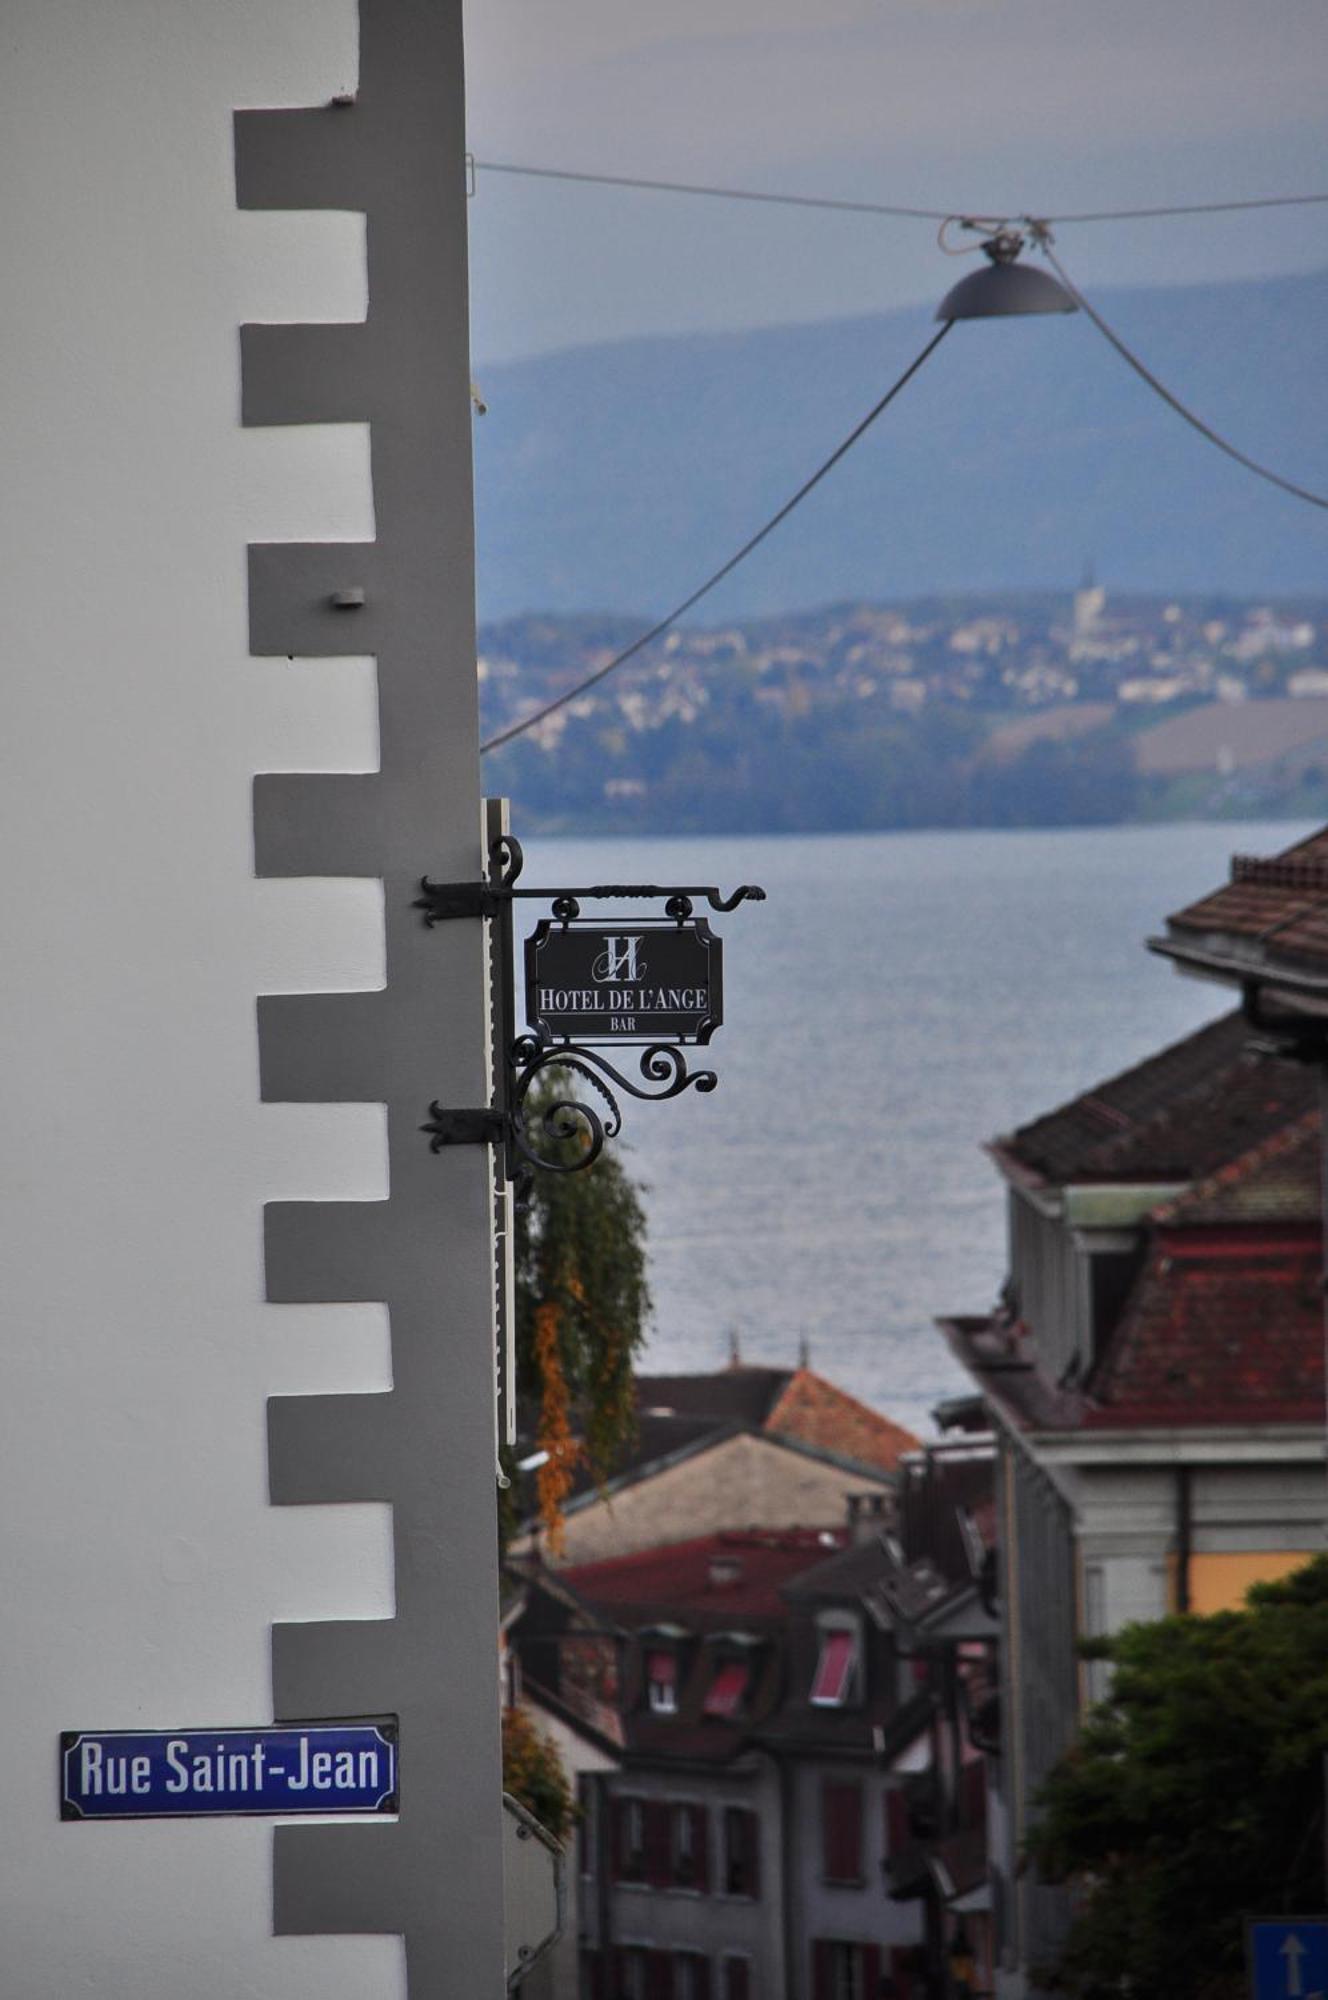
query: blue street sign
61 1723 397 1820
1249 1919 1328 2000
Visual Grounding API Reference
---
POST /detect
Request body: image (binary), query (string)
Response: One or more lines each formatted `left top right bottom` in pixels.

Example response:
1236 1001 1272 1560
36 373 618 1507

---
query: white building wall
0 4 411 1992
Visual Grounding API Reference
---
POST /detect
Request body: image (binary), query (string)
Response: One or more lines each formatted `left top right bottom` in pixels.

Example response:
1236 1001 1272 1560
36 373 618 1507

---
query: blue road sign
1249 1919 1328 2000
61 1723 397 1820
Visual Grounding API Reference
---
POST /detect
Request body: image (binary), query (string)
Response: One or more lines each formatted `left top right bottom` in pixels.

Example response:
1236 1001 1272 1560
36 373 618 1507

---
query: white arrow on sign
1282 1936 1308 1998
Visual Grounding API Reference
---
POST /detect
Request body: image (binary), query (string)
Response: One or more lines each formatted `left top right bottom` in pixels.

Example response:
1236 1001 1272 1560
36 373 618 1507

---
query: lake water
519 820 1314 1436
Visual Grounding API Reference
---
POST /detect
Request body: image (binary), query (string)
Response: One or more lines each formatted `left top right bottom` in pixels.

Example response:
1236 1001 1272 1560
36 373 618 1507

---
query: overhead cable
472 159 1328 227
1037 235 1328 512
472 158 955 221
479 321 954 754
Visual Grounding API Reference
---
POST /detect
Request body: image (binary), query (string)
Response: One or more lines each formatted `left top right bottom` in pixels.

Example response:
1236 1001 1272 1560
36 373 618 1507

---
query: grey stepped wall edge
237 0 503 1987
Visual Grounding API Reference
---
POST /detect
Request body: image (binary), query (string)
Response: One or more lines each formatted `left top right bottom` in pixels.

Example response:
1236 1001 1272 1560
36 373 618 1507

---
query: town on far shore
480 585 1328 835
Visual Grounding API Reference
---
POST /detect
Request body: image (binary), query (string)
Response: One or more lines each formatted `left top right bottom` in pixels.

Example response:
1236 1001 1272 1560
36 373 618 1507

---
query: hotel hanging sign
60 1722 398 1821
524 920 721 1045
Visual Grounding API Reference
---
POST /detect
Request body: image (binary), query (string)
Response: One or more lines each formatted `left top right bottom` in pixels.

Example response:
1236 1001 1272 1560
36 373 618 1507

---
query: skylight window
810 1627 859 1707
702 1659 750 1719
647 1649 678 1715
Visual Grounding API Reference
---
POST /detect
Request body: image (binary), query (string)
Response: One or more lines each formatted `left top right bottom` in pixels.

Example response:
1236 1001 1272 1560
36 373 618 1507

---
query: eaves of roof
521 1675 623 1763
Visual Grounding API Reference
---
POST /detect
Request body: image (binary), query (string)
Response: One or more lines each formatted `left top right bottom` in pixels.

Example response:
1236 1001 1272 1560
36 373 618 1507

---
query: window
821 1780 864 1885
702 1659 750 1719
614 1949 648 2000
614 1797 646 1883
577 1774 595 1877
812 1942 881 2000
671 1802 709 1891
647 1648 679 1715
723 1806 760 1898
811 1627 859 1707
675 1951 712 2000
723 1957 752 2000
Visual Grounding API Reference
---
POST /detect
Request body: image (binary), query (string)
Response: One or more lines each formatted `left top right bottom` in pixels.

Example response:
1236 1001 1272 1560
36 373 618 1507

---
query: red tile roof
1087 1219 1324 1426
1150 1111 1321 1226
764 1367 920 1474
1163 825 1328 972
561 1528 846 1625
946 1111 1326 1433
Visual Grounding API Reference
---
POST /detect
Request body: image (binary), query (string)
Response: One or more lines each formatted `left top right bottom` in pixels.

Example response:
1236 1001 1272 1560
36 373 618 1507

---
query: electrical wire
479 320 954 755
471 158 956 221
1037 236 1328 512
472 158 1328 227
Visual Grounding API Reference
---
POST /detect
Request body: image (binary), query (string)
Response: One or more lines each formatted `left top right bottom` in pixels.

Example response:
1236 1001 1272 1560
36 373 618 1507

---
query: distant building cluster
477 591 1328 833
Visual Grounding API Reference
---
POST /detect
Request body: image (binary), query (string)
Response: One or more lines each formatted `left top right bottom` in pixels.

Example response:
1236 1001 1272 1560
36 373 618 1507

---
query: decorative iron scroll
418 832 760 1187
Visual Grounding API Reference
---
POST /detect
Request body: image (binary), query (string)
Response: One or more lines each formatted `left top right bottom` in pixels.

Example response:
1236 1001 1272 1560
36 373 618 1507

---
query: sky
461 0 1328 364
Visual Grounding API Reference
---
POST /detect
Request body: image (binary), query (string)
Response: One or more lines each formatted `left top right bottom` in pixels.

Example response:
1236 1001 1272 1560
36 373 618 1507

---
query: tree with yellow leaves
509 1068 651 1554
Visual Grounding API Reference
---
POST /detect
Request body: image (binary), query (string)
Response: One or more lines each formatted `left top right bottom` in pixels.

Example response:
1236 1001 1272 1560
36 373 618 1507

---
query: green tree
506 1066 651 1552
1028 1556 1328 1998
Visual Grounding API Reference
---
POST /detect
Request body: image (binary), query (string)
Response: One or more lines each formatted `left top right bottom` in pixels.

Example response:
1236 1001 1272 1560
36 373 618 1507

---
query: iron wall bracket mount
418 828 761 1186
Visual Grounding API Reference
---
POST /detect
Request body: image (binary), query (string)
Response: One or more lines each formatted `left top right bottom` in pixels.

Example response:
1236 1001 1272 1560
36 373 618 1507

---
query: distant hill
473 270 1328 622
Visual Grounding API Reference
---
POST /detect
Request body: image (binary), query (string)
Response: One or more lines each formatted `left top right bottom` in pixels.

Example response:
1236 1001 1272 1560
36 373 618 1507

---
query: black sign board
525 921 722 1044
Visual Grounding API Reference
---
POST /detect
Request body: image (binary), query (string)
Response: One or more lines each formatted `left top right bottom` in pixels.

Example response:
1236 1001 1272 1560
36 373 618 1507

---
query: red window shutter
884 1786 910 1855
645 1800 672 1888
822 1780 863 1882
890 1948 914 2000
691 1804 710 1892
812 1940 834 2000
960 1756 987 1826
725 1959 750 2000
862 1944 881 1995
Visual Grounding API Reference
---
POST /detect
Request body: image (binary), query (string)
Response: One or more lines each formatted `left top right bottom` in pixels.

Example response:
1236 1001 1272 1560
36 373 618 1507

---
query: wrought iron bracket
421 1106 509 1150
413 881 503 923
418 822 761 1186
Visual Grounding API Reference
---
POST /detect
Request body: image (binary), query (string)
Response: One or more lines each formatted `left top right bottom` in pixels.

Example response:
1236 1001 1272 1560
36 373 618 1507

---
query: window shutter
890 1948 914 2000
960 1756 987 1827
822 1780 863 1882
812 1940 833 2000
645 1799 672 1888
694 1954 713 2000
691 1804 710 1892
611 1800 629 1880
862 1944 881 1996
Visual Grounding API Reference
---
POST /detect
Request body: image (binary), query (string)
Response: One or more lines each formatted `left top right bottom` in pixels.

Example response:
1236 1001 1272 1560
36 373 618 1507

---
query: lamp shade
936 258 1078 322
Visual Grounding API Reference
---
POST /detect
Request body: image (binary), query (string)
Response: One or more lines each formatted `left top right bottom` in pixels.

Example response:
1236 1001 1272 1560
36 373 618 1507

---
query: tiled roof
1087 1217 1323 1425
1150 1110 1322 1226
1162 826 1328 972
992 1009 1314 1185
764 1367 920 1474
561 1528 846 1626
